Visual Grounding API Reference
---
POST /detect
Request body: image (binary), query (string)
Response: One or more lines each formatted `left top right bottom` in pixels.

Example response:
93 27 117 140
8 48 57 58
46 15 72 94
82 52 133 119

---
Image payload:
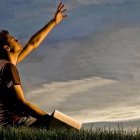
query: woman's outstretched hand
54 2 67 24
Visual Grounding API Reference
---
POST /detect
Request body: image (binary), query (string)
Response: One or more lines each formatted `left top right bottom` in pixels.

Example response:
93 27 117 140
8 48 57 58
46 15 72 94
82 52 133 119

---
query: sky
1 0 140 125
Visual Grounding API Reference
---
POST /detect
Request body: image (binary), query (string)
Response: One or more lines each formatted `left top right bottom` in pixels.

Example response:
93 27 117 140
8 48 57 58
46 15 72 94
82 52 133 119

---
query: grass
0 126 140 140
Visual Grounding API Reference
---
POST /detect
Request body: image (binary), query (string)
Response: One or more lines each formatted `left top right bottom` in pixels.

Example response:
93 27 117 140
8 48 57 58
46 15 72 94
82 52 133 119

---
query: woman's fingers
57 2 65 11
62 15 67 18
61 9 67 13
55 2 67 20
59 4 64 10
57 2 63 11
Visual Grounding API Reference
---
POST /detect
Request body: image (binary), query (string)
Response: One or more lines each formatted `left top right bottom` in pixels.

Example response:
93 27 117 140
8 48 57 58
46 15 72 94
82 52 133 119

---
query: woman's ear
3 45 10 52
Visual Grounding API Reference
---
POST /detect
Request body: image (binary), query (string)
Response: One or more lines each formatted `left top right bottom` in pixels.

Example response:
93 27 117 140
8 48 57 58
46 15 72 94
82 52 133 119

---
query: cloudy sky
1 0 140 124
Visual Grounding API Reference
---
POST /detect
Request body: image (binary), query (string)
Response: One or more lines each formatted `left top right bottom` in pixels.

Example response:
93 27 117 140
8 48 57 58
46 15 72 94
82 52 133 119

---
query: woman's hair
0 30 10 59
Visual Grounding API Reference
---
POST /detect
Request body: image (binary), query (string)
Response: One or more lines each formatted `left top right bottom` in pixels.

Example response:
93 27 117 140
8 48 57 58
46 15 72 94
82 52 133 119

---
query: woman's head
0 30 22 59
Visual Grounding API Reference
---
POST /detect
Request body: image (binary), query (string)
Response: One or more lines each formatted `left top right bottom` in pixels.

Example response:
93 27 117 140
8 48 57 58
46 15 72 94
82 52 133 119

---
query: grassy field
0 126 140 140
